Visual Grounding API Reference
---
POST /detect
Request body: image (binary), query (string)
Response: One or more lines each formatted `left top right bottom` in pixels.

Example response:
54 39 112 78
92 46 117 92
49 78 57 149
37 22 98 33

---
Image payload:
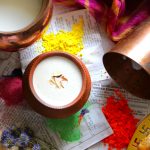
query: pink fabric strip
54 0 150 42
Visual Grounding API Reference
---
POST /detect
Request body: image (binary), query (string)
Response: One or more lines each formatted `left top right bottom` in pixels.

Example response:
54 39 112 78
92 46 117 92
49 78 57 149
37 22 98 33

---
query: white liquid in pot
0 0 42 32
33 56 83 107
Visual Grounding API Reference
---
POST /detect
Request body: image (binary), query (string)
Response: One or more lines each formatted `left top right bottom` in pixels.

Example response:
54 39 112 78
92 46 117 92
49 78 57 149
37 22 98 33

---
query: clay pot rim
28 51 88 109
0 0 50 34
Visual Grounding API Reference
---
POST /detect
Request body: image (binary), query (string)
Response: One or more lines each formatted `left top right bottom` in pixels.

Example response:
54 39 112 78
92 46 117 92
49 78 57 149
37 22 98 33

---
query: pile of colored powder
42 19 84 55
47 112 80 142
102 90 139 150
47 102 90 142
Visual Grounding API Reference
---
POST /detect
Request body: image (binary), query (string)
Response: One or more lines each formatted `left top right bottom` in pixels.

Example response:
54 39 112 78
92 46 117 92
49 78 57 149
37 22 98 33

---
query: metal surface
0 0 53 52
103 18 150 99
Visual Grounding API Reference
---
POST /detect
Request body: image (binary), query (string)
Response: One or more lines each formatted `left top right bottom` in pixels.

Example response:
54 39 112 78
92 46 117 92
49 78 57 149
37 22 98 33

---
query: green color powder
46 102 90 142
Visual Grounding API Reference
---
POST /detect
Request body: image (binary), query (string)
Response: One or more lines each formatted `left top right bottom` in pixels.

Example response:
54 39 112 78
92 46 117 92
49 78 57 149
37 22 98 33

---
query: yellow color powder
42 20 84 55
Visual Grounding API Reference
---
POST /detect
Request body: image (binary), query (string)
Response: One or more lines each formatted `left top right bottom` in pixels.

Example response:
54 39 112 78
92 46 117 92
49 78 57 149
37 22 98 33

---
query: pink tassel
0 77 23 106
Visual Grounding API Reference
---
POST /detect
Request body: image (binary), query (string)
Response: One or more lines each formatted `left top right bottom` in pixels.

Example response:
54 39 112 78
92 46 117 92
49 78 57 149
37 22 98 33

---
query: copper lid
23 52 91 118
0 0 53 52
103 18 150 99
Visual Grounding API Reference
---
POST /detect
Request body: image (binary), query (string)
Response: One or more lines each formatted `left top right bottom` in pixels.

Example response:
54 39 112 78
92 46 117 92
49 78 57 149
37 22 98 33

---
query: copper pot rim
0 0 51 34
104 51 150 74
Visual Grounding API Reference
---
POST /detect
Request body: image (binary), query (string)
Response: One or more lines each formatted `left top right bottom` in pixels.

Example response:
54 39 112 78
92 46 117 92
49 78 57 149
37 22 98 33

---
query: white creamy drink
0 0 42 32
33 56 83 107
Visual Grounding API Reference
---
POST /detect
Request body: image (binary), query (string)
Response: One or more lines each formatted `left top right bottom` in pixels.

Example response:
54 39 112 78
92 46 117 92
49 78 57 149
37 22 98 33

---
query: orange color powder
102 90 139 150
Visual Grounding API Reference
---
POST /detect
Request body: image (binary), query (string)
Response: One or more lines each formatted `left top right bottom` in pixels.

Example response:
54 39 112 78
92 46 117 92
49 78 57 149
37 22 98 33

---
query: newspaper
19 9 113 150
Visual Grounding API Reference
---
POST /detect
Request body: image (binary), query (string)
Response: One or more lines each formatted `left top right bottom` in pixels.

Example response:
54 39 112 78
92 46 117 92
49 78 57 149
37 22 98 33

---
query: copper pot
23 52 91 118
103 18 150 99
0 0 53 52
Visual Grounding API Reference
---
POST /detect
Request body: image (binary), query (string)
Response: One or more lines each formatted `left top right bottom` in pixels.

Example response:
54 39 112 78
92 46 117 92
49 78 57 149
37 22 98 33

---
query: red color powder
102 90 139 150
0 77 23 106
